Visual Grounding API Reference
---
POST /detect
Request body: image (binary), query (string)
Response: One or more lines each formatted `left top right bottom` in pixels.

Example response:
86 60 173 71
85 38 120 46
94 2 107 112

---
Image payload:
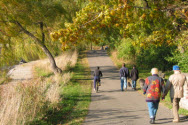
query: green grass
31 52 92 125
0 70 10 85
34 67 53 78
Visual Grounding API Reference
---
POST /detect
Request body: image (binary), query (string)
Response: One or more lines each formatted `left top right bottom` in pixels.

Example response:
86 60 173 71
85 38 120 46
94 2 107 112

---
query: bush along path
84 50 188 125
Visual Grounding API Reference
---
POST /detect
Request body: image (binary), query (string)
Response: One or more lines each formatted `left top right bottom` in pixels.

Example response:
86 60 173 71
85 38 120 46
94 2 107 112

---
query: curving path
84 50 188 125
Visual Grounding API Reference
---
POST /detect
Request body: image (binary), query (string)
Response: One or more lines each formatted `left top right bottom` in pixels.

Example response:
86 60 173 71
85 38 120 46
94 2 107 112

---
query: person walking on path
119 63 129 91
165 65 188 123
143 68 165 124
93 66 103 91
130 65 139 90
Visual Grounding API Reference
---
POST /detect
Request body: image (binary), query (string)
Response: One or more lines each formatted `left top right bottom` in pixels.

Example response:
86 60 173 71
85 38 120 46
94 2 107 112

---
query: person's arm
164 78 172 96
161 79 165 100
143 77 149 94
119 69 122 78
100 71 103 77
185 77 188 99
137 69 139 79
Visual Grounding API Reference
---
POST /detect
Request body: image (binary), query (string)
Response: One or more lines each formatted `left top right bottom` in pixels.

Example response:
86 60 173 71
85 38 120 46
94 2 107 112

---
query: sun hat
151 68 158 74
173 65 180 70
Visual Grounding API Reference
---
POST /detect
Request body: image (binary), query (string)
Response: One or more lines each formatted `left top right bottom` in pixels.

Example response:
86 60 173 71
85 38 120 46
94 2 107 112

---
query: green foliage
117 38 136 60
0 0 85 68
166 51 188 72
136 45 175 71
51 0 188 72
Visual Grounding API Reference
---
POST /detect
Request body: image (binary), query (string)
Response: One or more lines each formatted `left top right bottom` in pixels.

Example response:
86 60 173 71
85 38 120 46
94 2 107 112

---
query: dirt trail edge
83 50 188 125
7 61 38 84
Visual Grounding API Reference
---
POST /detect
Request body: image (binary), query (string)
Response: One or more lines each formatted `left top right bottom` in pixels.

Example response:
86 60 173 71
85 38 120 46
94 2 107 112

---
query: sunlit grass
31 51 92 125
0 50 78 125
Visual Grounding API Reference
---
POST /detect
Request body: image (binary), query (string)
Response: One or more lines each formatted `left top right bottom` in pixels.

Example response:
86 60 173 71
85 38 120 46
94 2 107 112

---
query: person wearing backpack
119 63 129 91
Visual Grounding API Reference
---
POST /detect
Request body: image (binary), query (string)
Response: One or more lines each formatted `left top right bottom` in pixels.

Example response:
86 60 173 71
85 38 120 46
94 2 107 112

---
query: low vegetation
0 70 9 85
0 50 84 125
30 51 91 124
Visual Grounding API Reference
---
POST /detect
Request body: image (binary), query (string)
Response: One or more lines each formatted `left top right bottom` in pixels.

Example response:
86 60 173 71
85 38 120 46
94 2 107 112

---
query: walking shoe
124 88 127 91
150 118 155 124
94 88 96 92
173 119 179 123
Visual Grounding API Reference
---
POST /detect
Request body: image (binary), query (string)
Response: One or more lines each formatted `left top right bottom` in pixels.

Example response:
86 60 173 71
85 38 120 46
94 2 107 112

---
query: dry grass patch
0 50 78 125
34 50 78 74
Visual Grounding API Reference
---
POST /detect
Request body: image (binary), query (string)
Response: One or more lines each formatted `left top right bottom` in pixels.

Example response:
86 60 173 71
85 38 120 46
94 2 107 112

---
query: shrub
117 38 136 60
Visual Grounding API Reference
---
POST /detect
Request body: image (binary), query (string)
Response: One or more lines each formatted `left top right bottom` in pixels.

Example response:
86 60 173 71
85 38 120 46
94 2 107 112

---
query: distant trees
0 0 84 74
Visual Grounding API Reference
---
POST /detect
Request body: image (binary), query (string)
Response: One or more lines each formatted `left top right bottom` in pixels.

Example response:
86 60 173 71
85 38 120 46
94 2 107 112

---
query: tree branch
15 21 43 46
143 0 150 8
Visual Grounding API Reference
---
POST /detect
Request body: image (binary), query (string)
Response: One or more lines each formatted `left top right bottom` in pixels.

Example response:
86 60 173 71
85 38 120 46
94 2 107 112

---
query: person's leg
147 102 155 124
124 77 127 90
99 78 101 86
132 80 136 90
120 77 124 91
134 80 137 90
153 102 159 120
147 102 155 118
171 98 173 103
94 77 97 91
173 98 181 122
131 80 134 89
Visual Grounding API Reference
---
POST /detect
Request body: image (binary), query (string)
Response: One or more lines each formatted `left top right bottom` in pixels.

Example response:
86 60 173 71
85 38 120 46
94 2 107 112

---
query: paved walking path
84 50 188 125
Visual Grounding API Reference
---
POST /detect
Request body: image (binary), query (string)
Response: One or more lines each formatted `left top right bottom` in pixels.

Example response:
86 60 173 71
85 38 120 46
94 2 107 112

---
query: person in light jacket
165 65 188 123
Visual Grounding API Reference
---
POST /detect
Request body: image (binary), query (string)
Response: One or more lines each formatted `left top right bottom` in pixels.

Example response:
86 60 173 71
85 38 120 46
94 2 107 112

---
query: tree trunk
101 45 104 50
16 21 62 74
40 44 62 74
91 42 92 50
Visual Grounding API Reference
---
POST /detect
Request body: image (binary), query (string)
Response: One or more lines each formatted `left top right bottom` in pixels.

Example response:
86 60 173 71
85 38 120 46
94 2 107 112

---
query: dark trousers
94 76 100 89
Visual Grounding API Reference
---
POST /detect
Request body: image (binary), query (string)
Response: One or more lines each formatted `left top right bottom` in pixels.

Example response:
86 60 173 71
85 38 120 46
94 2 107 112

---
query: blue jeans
132 80 136 89
120 77 127 91
94 76 100 89
147 102 159 118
